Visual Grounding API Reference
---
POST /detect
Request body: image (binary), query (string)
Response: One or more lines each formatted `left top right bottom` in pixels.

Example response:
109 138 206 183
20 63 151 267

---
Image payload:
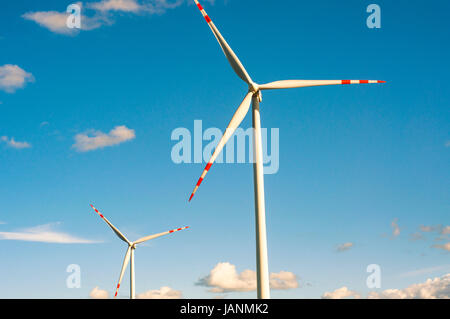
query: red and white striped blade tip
194 0 212 23
114 284 120 298
169 226 190 233
189 162 213 202
341 80 386 84
90 204 104 218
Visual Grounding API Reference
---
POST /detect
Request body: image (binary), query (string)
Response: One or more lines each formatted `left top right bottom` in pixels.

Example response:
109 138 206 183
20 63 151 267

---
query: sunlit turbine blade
193 0 253 85
259 79 386 90
90 204 131 245
133 226 190 245
189 92 254 201
114 246 131 299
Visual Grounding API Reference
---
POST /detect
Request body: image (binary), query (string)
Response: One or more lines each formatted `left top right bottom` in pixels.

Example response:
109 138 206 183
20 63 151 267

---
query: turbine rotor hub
249 82 260 93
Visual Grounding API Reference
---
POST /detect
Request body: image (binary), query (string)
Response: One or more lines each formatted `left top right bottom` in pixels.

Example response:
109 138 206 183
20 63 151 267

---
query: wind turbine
189 1 385 299
90 204 189 299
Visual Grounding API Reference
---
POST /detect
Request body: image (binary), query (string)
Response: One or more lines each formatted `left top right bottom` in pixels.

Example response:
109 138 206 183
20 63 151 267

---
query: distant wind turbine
90 204 189 299
189 0 385 299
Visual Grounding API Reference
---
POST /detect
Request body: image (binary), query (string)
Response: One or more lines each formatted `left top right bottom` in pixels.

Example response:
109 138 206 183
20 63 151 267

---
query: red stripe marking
117 284 120 288
197 3 203 11
177 228 182 231
205 163 212 171
205 15 212 23
189 193 194 202
100 214 104 218
342 80 351 84
378 80 386 83
196 177 204 187
115 292 118 297
360 80 369 84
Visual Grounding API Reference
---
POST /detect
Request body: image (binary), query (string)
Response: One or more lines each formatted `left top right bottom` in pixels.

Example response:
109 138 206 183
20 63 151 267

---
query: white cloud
22 1 220 35
368 274 450 299
445 141 450 147
89 286 110 299
336 242 353 252
0 223 99 244
197 262 299 293
22 0 191 35
269 271 299 290
322 286 360 299
0 64 34 93
23 11 75 35
73 125 135 152
391 218 400 238
1 136 31 149
22 3 106 35
137 286 182 299
322 274 450 299
90 0 143 12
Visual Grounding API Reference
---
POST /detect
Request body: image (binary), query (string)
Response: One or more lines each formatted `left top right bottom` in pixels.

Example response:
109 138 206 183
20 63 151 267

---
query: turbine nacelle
248 83 262 102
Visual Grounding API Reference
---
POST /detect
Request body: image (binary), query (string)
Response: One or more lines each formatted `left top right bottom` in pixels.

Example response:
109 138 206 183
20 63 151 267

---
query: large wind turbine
90 204 189 299
189 1 385 299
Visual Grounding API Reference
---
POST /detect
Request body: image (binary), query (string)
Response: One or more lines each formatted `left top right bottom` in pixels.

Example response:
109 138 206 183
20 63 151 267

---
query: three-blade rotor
90 204 189 298
189 0 386 201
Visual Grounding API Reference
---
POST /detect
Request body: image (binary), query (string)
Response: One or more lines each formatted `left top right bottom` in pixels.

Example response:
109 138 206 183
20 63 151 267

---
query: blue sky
0 0 449 299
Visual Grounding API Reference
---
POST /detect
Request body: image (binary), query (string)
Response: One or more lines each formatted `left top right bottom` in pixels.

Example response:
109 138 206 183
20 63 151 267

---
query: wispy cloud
418 224 449 242
391 218 400 239
1 136 31 149
399 265 450 278
409 232 425 241
432 243 450 252
0 64 34 93
89 0 144 13
0 223 99 244
197 262 299 293
322 274 450 299
336 242 353 252
137 286 183 299
22 6 107 35
445 141 450 148
22 0 214 35
72 125 135 152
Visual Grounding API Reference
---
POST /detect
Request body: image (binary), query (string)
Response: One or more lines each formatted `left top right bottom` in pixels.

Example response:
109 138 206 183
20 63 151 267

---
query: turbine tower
189 1 385 299
90 204 189 299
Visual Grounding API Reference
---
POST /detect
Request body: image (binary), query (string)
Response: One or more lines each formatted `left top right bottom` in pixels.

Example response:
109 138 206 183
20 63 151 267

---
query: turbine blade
114 246 131 299
134 226 190 245
90 204 131 245
259 80 386 90
189 92 253 201
193 0 253 85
